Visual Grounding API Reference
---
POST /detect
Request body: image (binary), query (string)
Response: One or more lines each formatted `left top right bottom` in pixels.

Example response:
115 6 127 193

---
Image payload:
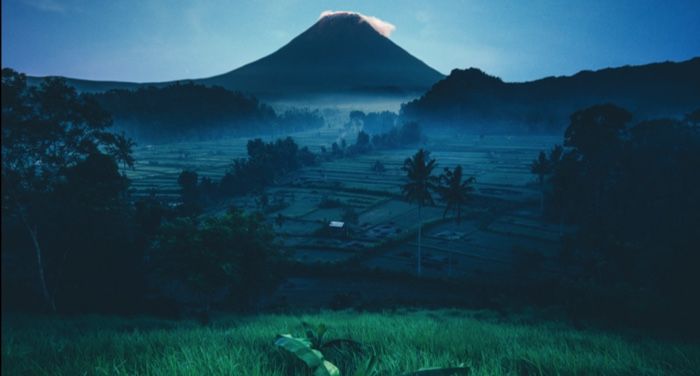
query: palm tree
110 132 136 174
401 149 438 276
530 145 563 214
531 151 551 185
438 165 475 223
530 151 551 213
438 165 475 278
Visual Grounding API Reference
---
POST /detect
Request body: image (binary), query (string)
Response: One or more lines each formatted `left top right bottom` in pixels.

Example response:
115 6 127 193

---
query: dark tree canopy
564 103 632 156
91 82 324 141
220 137 315 196
543 104 700 329
437 165 475 222
149 209 280 310
1 68 137 313
402 149 438 207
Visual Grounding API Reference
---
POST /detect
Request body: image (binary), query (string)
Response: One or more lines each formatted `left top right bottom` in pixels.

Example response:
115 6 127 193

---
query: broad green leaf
278 333 312 347
274 334 323 368
314 360 340 376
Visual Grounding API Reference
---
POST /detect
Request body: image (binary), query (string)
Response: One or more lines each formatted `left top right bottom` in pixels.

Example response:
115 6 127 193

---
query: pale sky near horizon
2 0 699 83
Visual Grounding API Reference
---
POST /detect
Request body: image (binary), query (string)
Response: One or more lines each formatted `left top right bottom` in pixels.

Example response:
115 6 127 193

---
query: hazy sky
2 0 699 83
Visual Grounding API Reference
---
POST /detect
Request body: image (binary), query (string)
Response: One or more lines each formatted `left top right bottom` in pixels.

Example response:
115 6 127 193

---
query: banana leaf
274 334 323 368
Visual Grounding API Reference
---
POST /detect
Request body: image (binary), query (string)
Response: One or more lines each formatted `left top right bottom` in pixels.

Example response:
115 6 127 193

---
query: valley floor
127 132 573 309
2 310 698 375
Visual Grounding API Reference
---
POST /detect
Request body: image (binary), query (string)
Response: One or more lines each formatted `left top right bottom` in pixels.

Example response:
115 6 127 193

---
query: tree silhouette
548 145 563 165
401 149 438 276
1 69 129 312
177 170 199 215
149 208 280 315
356 131 370 148
531 145 563 214
531 151 551 186
565 104 631 215
437 165 475 278
564 104 631 157
684 108 700 127
438 165 475 222
531 151 551 213
105 132 136 174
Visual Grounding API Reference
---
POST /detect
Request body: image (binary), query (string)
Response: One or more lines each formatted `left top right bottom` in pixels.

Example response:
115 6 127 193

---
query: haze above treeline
10 12 700 142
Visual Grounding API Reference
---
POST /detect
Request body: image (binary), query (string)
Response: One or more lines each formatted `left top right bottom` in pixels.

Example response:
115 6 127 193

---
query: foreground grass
2 309 698 375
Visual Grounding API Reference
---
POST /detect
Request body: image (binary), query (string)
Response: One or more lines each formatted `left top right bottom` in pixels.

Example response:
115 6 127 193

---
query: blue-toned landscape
2 1 699 375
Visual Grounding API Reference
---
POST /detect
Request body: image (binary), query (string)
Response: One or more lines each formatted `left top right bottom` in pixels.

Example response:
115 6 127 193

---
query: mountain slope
197 13 444 96
25 75 147 93
401 57 700 132
25 13 444 98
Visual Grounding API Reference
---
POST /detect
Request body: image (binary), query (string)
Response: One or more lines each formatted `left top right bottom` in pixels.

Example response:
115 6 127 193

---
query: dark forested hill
92 83 323 141
401 58 700 132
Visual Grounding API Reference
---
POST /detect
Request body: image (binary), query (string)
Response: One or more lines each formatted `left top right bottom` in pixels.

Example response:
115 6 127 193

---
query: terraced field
126 130 570 306
126 127 344 200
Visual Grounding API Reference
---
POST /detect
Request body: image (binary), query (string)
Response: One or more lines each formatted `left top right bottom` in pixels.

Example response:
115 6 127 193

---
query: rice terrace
127 132 566 287
2 1 700 375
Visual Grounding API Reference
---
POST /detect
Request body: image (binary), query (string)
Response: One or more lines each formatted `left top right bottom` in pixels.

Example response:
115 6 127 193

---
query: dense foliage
538 104 700 330
346 110 398 134
1 69 283 315
437 165 476 222
370 121 423 149
148 209 280 314
220 137 317 196
330 120 424 159
92 82 324 141
1 68 139 313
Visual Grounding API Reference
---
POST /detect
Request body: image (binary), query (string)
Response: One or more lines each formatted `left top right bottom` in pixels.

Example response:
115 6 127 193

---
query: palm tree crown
106 132 136 173
438 165 475 223
531 145 564 215
401 149 438 207
531 145 564 185
530 151 551 185
401 148 438 277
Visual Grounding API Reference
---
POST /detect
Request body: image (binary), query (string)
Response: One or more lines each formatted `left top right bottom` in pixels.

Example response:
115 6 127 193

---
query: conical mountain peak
198 12 443 97
315 11 396 38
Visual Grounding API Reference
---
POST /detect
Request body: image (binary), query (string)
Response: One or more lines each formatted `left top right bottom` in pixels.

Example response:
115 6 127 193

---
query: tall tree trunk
417 205 422 276
21 219 56 313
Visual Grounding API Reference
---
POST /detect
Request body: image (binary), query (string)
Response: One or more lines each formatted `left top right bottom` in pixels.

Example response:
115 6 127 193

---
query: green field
3 310 698 375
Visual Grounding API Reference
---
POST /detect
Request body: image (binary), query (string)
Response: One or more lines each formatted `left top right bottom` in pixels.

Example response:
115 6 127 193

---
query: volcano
196 12 444 97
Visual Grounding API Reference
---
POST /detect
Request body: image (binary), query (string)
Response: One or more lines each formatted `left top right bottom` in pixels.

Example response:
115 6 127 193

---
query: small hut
328 221 348 237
